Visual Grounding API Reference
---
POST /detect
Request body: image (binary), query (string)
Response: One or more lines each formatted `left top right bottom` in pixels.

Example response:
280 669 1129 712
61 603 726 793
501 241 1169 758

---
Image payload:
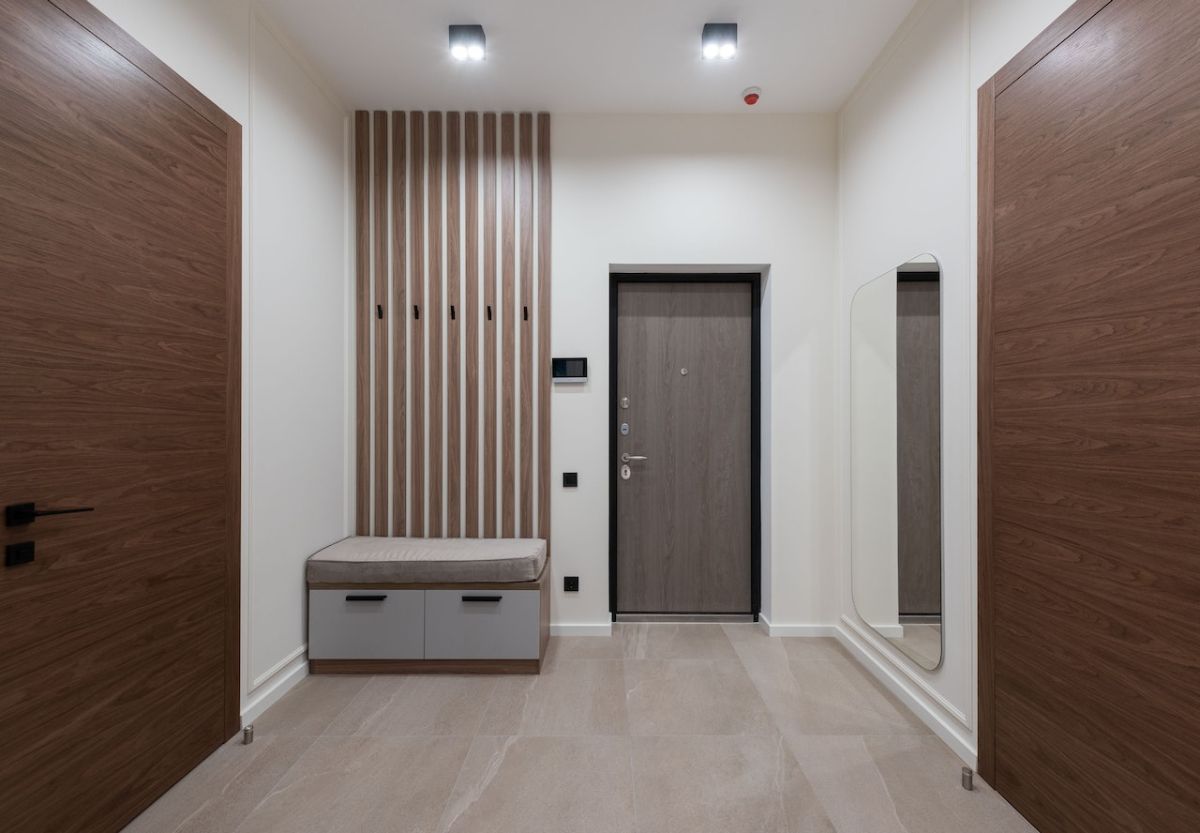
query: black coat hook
450 305 456 320
413 305 420 320
376 304 383 320
487 304 492 321
523 305 528 321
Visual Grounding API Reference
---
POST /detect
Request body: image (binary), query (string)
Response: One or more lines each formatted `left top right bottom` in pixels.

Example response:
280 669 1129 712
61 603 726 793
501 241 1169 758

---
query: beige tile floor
124 624 1036 833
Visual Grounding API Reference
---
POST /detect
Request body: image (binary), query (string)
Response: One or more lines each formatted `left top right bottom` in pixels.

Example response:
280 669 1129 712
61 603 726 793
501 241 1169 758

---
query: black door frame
608 272 762 620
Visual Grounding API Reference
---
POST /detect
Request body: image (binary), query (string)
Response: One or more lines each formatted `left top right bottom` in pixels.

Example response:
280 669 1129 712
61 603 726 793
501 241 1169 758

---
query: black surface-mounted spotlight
702 23 738 60
449 24 486 62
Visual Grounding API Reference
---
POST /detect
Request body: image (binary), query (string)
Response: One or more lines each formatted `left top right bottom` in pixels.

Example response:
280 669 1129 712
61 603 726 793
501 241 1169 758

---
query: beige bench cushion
306 537 547 585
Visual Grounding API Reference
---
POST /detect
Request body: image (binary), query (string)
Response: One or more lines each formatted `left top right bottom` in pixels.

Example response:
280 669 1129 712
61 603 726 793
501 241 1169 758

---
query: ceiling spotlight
449 24 486 62
702 23 737 61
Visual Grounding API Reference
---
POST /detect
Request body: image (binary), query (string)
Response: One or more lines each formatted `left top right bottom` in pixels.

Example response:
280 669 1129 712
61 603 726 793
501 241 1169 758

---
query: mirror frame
849 252 945 672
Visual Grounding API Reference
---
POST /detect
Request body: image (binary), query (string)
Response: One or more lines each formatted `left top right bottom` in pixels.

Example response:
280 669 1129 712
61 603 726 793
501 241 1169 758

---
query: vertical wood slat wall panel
483 113 498 538
428 113 444 537
500 114 516 538
355 111 549 545
372 112 389 536
537 113 552 542
446 113 462 538
518 114 534 538
391 112 407 536
409 112 426 537
354 112 370 535
465 113 480 537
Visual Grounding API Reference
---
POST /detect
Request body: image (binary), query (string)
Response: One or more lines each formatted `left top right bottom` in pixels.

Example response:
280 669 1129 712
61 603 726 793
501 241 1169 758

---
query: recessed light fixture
449 24 486 62
702 23 737 61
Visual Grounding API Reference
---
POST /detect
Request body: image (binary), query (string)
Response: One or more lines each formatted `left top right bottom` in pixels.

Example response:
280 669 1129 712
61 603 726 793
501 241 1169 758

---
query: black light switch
564 576 579 592
5 541 35 567
562 472 579 488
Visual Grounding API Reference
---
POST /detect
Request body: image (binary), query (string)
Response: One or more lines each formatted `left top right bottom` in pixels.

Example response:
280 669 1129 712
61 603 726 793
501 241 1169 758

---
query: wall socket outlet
563 576 580 592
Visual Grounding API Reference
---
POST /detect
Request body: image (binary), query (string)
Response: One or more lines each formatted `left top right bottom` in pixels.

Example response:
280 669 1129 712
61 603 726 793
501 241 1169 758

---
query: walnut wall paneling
354 112 552 544
978 1 1200 831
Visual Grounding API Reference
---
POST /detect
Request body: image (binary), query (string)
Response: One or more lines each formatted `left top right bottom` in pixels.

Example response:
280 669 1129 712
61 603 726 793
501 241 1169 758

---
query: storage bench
306 537 550 674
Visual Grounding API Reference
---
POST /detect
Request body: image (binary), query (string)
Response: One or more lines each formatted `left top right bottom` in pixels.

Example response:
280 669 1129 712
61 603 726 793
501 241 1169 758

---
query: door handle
5 502 95 528
621 453 648 463
462 595 502 603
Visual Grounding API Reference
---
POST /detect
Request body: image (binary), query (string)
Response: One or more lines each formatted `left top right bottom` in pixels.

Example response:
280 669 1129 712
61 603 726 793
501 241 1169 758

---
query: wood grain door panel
896 280 942 615
616 282 752 614
979 1 1200 831
0 1 240 831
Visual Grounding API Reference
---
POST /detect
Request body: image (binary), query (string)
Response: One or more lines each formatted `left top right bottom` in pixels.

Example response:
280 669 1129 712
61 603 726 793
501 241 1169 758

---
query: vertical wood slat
537 113 552 542
391 111 408 536
447 113 462 537
409 112 426 537
518 113 534 538
428 113 444 537
354 112 370 535
372 112 389 537
500 113 516 538
465 113 480 538
483 113 498 538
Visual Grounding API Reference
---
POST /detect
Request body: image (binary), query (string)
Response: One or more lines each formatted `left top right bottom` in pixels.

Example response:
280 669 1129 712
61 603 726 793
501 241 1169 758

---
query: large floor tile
620 622 738 660
625 658 776 735
325 675 496 737
479 658 627 735
630 735 836 833
123 734 314 833
250 675 370 737
548 634 625 661
773 657 928 736
781 637 853 664
865 735 1036 833
784 734 909 833
439 736 635 833
236 736 470 833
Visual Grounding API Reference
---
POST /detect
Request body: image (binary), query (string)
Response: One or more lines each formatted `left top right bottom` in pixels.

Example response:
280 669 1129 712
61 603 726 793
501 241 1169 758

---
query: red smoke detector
743 86 762 106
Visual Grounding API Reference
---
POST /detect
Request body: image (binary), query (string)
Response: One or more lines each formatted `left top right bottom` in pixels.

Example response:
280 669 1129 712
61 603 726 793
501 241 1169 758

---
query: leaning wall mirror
851 255 943 670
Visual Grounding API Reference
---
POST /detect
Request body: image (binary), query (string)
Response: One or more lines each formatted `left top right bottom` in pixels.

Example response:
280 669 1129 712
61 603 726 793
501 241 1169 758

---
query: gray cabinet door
424 589 540 659
308 590 424 659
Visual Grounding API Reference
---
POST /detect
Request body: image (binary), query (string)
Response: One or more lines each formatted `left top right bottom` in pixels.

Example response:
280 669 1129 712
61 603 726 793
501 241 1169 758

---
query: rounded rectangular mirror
851 255 943 670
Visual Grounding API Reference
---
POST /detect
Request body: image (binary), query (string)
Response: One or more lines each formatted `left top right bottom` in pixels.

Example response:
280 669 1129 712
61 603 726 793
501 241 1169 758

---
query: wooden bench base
310 658 540 675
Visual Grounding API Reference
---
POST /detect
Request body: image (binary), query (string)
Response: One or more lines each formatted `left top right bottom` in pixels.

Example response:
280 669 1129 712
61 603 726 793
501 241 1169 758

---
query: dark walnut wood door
0 2 241 832
979 1 1200 831
616 282 752 614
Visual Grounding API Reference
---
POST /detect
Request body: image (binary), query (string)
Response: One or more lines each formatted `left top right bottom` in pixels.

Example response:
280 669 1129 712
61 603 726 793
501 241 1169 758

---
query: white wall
835 0 1076 765
89 0 350 723
551 114 839 632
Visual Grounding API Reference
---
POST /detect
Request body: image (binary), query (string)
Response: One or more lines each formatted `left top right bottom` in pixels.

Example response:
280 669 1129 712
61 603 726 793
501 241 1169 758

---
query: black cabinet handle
461 595 502 603
6 502 95 528
345 594 387 602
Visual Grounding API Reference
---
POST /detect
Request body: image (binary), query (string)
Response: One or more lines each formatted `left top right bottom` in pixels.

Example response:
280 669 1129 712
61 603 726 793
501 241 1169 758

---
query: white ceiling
259 0 919 113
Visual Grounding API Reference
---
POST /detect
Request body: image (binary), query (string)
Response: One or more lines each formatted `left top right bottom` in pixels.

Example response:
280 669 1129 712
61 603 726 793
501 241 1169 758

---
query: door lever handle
621 453 648 463
5 502 95 528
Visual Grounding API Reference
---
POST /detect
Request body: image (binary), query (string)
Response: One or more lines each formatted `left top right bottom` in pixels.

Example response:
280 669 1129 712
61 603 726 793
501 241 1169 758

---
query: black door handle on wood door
5 502 95 527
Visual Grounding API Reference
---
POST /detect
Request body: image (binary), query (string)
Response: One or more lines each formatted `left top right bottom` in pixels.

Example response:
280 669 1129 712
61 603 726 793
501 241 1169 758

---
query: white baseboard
758 614 838 638
550 622 613 636
241 648 308 726
836 617 976 768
